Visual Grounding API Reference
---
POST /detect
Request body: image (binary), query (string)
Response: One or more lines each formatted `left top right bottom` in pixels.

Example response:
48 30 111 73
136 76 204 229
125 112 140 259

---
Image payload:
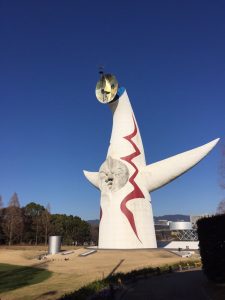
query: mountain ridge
87 214 190 225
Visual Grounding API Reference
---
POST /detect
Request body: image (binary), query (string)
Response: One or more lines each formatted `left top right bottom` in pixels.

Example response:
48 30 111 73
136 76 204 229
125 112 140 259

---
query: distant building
154 220 171 241
169 221 198 241
154 219 170 226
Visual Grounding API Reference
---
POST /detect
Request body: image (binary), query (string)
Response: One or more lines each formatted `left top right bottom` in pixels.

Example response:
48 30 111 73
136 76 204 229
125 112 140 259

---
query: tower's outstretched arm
83 170 99 189
141 138 220 193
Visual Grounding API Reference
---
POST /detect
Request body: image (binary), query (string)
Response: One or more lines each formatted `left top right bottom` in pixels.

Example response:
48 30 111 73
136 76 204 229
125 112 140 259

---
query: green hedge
197 214 225 283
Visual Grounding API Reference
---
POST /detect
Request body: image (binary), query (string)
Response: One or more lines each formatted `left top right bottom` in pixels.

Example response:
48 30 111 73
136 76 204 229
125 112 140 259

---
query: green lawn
0 263 52 293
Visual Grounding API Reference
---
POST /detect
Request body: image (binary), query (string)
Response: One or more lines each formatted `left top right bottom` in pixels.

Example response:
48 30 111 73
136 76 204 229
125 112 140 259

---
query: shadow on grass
0 263 52 293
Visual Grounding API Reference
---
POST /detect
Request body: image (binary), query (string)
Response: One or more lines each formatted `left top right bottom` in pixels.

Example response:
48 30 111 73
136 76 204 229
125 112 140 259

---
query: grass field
0 246 200 300
0 263 52 293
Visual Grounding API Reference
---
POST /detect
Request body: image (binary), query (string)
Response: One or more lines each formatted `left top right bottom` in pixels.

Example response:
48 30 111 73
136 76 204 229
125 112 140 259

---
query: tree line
0 193 96 246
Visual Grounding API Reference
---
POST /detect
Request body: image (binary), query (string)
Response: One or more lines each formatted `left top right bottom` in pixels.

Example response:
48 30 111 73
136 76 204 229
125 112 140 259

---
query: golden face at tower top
95 74 118 103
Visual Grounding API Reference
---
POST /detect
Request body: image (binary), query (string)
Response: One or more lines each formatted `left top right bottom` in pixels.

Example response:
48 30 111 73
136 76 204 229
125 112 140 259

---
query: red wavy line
120 116 144 242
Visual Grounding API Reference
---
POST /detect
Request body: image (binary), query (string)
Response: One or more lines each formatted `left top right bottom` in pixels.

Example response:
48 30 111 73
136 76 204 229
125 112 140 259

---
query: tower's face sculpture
83 73 219 249
99 157 129 193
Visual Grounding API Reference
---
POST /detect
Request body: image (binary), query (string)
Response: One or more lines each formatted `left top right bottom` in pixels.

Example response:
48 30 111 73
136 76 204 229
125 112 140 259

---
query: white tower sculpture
84 73 219 249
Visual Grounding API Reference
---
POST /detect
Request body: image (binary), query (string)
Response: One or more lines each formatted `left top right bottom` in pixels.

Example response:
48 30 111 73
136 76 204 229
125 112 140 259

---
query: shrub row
59 259 200 300
197 213 225 283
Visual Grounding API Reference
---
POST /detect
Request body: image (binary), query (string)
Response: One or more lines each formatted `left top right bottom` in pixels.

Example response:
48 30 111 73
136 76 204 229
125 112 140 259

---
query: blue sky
0 0 224 219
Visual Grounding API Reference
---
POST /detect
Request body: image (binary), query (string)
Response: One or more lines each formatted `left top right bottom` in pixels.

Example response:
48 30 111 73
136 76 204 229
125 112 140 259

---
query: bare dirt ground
0 246 200 300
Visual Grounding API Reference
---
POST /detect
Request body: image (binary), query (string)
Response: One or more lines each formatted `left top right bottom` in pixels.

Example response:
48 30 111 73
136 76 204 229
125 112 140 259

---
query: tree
217 199 225 215
42 203 51 245
219 145 225 189
23 202 45 244
198 214 225 283
0 195 4 243
50 214 65 237
2 193 23 245
0 195 3 219
90 224 99 244
0 195 3 210
217 145 225 214
49 214 91 245
62 215 78 245
76 220 91 244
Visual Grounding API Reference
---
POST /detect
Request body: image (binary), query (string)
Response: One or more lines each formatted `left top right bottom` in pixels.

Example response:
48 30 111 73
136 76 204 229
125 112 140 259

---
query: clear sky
0 0 224 220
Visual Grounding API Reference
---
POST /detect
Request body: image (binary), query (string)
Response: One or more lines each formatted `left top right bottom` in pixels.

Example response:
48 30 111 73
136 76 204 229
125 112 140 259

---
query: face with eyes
99 156 129 192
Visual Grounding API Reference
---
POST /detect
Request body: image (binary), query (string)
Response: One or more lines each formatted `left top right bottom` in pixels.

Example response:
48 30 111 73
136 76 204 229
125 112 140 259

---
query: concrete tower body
84 75 219 249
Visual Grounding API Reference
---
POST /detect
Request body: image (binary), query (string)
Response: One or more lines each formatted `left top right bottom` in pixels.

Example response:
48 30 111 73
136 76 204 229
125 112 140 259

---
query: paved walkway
116 270 212 300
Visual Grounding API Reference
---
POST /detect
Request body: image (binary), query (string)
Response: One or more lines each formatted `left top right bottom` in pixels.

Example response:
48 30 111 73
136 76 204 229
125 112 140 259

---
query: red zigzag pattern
120 116 145 242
